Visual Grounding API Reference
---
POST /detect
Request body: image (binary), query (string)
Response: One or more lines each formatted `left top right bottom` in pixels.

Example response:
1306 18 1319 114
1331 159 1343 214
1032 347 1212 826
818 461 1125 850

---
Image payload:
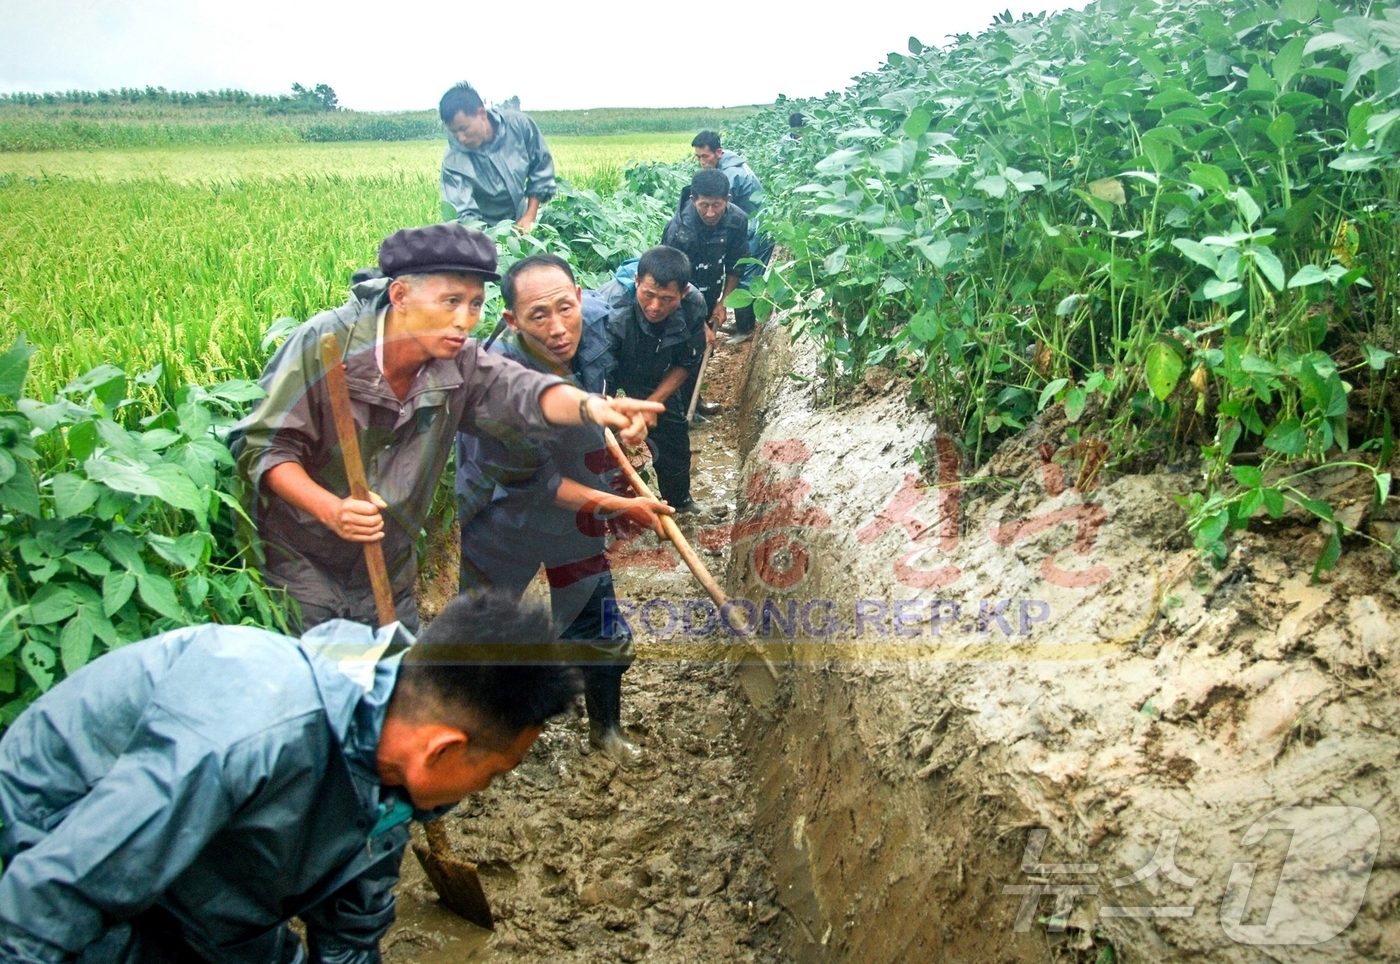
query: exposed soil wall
725 324 1400 963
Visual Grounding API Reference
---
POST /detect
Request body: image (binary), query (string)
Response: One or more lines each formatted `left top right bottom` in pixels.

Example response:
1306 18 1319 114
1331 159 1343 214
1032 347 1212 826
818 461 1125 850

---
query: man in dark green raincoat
0 592 577 964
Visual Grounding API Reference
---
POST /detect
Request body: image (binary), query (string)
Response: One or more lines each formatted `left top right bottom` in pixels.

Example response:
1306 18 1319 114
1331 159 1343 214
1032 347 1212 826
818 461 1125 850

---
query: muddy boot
589 724 642 769
584 667 640 768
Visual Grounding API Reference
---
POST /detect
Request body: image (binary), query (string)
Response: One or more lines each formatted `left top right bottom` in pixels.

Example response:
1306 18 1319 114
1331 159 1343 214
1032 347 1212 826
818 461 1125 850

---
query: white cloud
0 0 1088 111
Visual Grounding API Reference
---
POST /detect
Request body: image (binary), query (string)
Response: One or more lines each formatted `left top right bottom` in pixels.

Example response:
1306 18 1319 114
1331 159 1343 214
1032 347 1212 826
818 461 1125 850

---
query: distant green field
0 102 763 151
0 134 693 187
0 135 694 397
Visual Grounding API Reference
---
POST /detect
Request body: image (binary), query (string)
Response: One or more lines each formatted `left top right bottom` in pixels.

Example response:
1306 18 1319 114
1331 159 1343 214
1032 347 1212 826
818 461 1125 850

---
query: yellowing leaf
1088 177 1126 205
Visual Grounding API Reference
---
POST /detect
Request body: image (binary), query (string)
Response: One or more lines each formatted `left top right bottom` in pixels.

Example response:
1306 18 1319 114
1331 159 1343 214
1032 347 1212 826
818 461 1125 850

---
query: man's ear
423 726 469 767
388 278 409 309
502 309 521 333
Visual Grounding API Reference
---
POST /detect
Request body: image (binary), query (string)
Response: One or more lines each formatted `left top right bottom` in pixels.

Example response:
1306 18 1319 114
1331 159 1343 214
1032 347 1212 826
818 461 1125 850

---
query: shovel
318 333 495 931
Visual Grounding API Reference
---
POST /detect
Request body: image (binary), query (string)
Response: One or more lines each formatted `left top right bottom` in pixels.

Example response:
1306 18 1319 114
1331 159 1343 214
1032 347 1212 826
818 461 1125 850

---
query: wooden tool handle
602 428 728 609
687 345 713 422
319 333 397 628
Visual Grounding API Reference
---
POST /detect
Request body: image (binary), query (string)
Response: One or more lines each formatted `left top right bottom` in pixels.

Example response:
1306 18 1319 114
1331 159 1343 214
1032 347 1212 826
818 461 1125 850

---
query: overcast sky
1 0 1089 112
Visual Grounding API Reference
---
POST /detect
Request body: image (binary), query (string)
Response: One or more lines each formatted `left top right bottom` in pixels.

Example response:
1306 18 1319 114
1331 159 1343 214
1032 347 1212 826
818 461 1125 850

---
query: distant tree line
0 84 339 113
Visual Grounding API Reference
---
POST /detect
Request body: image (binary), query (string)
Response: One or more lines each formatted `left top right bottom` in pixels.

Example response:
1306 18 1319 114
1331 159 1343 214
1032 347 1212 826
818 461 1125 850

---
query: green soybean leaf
0 336 35 402
1264 417 1306 454
1251 247 1287 290
1262 487 1286 518
1203 279 1243 300
1288 264 1330 287
1376 473 1392 506
0 461 40 518
1266 112 1297 151
1172 238 1219 271
51 472 100 519
1186 163 1231 195
1296 496 1334 522
26 585 78 626
904 108 932 139
1362 344 1395 370
67 550 111 578
102 570 137 616
20 641 55 692
137 574 184 621
1145 342 1184 401
1233 189 1262 228
1064 386 1088 423
1272 38 1307 91
1312 529 1342 580
724 289 754 309
1279 0 1318 23
1232 465 1264 488
1039 378 1069 411
59 617 94 675
822 245 848 275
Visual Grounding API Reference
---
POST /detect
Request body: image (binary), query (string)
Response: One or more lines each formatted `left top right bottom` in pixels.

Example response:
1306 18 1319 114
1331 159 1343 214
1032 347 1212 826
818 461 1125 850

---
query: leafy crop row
736 0 1400 570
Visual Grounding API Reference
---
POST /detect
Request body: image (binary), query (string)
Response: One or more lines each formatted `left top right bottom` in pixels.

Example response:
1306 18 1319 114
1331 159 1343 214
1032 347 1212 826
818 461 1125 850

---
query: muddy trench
394 319 1400 964
390 336 792 964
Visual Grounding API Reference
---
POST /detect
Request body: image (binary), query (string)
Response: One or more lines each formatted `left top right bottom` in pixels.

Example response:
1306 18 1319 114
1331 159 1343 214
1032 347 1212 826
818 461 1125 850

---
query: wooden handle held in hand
602 428 728 609
319 333 397 628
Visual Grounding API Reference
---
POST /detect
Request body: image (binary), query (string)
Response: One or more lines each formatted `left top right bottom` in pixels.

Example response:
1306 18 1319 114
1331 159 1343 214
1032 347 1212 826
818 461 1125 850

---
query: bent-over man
439 82 556 232
0 592 578 964
236 223 659 632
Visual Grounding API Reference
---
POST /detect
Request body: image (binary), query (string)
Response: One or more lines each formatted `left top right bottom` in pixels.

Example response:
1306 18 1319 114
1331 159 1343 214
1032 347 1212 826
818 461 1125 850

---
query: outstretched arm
537 384 663 446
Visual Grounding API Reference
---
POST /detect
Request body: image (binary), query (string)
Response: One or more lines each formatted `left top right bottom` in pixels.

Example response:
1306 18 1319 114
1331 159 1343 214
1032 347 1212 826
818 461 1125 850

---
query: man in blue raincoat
439 82 556 232
0 592 578 964
457 254 673 768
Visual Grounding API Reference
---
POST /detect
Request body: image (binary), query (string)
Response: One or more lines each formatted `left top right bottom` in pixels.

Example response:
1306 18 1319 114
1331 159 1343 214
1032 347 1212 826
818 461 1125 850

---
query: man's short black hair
439 83 485 124
393 592 581 749
692 130 721 152
501 254 576 312
788 112 805 128
637 246 691 292
690 169 731 200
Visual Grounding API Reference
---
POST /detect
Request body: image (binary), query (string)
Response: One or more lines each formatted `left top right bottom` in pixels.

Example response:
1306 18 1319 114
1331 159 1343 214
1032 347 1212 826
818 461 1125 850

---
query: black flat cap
377 223 500 281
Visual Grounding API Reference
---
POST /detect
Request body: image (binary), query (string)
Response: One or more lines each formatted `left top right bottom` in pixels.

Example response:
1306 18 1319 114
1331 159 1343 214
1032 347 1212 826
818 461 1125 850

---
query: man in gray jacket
236 223 660 633
0 591 578 964
439 83 556 232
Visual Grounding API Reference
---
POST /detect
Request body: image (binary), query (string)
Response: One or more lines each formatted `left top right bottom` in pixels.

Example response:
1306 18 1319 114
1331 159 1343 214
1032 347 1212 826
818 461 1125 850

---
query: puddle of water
383 851 494 963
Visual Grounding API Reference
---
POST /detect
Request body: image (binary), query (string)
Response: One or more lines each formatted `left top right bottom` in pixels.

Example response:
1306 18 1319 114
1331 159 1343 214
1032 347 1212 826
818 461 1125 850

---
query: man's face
447 108 495 150
505 265 583 366
635 276 684 324
693 194 729 227
388 274 486 359
402 726 541 810
693 145 721 168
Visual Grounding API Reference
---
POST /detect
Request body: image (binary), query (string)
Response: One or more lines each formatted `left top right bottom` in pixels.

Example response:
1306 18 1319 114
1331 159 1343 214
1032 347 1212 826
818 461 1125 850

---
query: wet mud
398 336 791 964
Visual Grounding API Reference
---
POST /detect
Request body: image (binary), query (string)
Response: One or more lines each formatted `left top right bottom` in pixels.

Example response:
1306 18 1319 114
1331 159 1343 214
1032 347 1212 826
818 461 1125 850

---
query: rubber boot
583 666 640 769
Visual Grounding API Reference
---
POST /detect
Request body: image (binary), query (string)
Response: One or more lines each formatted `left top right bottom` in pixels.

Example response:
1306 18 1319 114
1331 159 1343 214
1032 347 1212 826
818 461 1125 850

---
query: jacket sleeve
441 163 484 224
235 321 328 499
0 709 236 964
301 834 406 964
521 117 557 203
456 345 564 441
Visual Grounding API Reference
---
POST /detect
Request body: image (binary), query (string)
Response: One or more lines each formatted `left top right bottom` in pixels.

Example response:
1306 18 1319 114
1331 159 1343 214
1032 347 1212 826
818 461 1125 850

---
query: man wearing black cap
236 223 661 633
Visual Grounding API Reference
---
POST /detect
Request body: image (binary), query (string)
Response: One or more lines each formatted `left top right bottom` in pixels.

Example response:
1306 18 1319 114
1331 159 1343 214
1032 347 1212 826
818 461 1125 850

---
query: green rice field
0 135 693 397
